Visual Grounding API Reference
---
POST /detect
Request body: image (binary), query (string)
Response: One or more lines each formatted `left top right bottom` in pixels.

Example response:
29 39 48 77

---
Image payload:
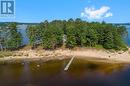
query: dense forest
0 23 22 50
0 19 128 51
26 18 128 51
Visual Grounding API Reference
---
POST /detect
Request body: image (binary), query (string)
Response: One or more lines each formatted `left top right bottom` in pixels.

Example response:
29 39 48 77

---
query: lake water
17 25 29 45
0 59 130 86
125 25 130 46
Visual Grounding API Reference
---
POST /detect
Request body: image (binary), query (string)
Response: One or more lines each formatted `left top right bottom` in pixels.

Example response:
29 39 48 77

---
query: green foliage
27 20 64 49
41 21 64 49
26 25 39 46
0 22 22 50
6 32 22 49
26 19 128 50
84 28 98 47
66 25 77 48
116 26 128 37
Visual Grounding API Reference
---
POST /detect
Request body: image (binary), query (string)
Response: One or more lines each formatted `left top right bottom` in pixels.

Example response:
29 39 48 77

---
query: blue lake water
125 25 130 46
17 25 29 45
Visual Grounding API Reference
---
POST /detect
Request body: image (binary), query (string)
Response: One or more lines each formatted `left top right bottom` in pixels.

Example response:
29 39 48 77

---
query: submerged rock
37 64 40 67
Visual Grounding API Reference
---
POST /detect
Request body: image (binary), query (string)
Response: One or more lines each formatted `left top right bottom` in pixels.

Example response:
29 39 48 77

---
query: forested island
0 19 130 63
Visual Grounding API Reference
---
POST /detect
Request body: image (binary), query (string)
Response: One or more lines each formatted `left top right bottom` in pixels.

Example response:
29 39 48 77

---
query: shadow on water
0 59 130 86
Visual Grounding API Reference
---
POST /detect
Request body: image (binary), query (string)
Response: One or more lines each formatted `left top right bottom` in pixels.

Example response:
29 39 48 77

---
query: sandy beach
0 48 130 63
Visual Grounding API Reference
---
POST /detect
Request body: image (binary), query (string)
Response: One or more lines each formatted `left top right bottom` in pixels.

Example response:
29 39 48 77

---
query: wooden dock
64 56 75 71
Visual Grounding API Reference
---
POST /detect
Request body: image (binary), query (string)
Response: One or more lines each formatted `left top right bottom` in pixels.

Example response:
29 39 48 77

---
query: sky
0 0 130 23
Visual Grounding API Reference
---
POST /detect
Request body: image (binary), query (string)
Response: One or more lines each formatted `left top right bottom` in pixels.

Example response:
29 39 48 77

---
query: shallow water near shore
0 59 130 86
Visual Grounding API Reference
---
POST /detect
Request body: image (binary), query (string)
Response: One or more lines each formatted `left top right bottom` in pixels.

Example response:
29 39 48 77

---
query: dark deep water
0 59 130 86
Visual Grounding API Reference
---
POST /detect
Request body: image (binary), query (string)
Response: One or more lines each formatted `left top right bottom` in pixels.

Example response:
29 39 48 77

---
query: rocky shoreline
0 48 130 64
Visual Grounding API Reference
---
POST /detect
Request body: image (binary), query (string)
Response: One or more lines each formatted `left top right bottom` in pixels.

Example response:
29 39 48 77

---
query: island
0 18 130 63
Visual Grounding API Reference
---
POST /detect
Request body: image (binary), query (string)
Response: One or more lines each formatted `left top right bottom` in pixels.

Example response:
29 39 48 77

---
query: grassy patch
94 45 104 49
0 51 13 58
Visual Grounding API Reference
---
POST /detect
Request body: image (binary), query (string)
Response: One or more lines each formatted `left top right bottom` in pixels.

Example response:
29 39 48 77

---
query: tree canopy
27 19 128 51
0 22 22 50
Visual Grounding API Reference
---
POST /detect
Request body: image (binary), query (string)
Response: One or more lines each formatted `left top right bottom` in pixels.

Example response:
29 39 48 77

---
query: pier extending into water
64 56 75 71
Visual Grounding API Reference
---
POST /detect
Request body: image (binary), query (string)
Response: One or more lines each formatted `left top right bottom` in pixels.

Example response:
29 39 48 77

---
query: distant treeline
114 23 130 26
0 22 39 26
26 18 128 51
